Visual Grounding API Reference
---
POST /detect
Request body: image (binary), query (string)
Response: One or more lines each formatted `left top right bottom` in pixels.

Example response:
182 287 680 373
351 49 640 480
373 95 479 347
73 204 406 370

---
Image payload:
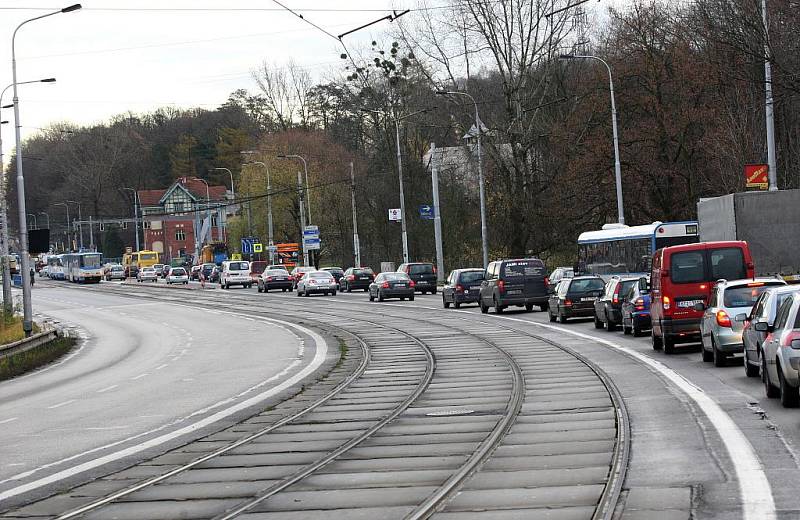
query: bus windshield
82 254 102 269
140 253 157 261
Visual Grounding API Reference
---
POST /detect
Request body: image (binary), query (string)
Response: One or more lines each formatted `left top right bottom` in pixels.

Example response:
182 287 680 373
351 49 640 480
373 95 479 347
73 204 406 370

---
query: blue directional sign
419 205 435 220
241 236 259 254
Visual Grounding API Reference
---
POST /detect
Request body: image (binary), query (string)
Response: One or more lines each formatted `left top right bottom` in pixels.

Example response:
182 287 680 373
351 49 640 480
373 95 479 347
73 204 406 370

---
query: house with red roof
138 177 231 262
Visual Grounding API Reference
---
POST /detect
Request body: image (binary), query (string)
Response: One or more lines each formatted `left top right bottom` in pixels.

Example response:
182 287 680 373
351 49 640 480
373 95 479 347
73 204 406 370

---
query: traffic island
0 327 76 381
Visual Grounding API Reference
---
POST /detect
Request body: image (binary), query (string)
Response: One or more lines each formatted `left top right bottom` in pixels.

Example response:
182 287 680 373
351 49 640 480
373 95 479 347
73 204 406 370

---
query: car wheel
779 362 800 408
400 297 405 301
605 311 618 332
763 351 780 398
257 285 263 293
304 289 310 297
712 338 726 367
432 288 437 295
480 300 489 314
633 324 642 337
558 311 568 324
701 342 714 362
409 295 415 301
443 297 450 309
652 331 663 351
548 307 556 322
524 303 533 312
664 335 676 355
369 291 375 302
347 286 352 293
494 298 503 314
745 352 760 378
594 313 604 329
296 290 301 297
332 290 337 296
453 301 460 309
378 291 385 302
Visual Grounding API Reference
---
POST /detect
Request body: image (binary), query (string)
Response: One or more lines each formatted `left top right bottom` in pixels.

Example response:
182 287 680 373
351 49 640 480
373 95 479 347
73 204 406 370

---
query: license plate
678 300 702 308
396 284 407 287
507 289 521 295
470 287 479 292
581 297 595 302
359 277 369 280
417 281 429 285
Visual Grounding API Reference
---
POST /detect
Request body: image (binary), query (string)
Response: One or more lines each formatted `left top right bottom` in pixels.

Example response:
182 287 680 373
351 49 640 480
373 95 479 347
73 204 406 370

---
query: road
3 279 800 518
0 283 331 508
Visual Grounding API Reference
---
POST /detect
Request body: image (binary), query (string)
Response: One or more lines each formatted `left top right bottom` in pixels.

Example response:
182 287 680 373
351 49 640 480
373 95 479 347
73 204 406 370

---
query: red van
650 241 754 353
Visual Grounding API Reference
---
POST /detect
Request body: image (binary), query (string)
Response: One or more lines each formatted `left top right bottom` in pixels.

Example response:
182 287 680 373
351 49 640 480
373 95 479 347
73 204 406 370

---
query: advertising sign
745 164 769 190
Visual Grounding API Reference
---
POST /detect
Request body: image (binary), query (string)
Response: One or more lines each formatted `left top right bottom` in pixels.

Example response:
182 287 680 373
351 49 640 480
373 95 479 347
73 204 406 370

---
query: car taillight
782 331 800 348
498 280 505 293
612 284 620 305
634 298 645 311
266 277 273 282
456 284 464 293
432 266 437 274
409 280 415 287
564 299 573 306
716 310 731 328
382 281 390 288
662 296 671 310
544 276 550 286
347 275 355 281
309 279 317 284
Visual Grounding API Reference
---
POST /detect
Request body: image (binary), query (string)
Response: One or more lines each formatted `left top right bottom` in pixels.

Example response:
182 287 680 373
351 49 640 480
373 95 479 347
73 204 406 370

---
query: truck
697 189 800 282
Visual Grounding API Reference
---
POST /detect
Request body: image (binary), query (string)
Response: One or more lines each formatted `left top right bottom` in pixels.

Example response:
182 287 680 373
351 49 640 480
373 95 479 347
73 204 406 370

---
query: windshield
725 284 783 308
266 270 286 276
354 268 374 275
460 271 484 283
409 264 434 275
383 273 409 281
171 268 186 275
569 278 605 293
111 266 123 271
82 254 102 269
310 272 333 279
140 253 156 261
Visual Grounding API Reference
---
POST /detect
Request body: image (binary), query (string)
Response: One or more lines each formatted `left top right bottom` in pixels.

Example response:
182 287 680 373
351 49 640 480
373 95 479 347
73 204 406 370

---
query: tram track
9 283 628 519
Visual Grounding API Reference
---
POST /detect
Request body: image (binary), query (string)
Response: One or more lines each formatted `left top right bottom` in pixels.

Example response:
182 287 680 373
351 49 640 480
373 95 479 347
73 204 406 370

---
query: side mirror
754 321 770 332
734 313 747 322
693 302 706 312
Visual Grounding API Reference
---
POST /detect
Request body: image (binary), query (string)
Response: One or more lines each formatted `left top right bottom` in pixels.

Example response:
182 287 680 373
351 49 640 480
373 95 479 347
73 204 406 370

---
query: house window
122 221 128 229
142 221 151 229
211 214 218 227
175 230 186 241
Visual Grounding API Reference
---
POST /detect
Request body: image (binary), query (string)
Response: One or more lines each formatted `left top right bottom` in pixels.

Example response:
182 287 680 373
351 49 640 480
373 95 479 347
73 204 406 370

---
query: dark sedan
321 267 345 284
548 276 605 323
258 268 293 293
442 268 484 308
369 272 415 302
340 267 375 292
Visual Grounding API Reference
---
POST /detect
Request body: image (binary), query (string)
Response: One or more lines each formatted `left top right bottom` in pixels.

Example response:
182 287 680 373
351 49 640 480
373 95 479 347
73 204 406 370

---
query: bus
63 252 103 283
47 255 65 280
122 250 159 277
577 221 699 277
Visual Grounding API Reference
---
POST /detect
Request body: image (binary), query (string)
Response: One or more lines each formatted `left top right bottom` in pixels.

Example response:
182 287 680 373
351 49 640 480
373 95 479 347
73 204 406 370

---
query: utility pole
350 162 361 267
298 171 308 267
430 143 445 283
394 117 409 263
763 0 778 191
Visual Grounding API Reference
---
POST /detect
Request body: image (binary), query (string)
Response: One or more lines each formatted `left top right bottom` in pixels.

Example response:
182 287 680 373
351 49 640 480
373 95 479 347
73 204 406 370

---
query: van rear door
501 259 547 299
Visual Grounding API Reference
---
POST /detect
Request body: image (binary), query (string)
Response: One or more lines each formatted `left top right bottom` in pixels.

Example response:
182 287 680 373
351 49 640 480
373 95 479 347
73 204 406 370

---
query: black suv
548 275 605 323
594 276 641 331
479 258 548 314
398 263 437 294
442 268 485 309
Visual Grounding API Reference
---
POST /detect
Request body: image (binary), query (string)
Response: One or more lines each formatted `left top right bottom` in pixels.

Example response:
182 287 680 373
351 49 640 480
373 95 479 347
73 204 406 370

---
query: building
138 177 231 262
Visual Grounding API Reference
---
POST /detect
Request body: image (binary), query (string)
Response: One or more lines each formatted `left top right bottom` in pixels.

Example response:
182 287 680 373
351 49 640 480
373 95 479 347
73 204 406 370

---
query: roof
138 177 228 207
578 222 663 244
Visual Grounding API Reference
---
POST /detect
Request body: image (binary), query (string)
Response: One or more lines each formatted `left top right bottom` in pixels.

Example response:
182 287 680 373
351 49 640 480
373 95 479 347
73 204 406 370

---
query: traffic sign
303 225 319 236
241 237 259 254
253 243 263 253
419 205 434 220
304 237 321 250
388 208 402 221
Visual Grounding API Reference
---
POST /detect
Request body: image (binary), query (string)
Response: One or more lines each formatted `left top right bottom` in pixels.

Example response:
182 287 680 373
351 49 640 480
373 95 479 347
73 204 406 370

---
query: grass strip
0 337 76 381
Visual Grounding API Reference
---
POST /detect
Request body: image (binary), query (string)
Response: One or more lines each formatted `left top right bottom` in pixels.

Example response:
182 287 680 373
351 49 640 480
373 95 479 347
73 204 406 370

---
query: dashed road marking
47 400 76 410
0 417 18 425
130 373 149 381
96 385 117 394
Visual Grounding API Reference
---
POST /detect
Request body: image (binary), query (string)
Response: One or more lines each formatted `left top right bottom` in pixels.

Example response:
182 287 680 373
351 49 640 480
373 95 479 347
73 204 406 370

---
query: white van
220 260 252 289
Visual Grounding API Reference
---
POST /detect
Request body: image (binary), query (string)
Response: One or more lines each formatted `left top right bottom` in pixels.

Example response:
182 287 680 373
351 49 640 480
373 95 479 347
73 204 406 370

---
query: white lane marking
130 373 149 381
96 385 118 394
0 316 327 501
0 417 18 425
47 400 76 410
155 364 168 371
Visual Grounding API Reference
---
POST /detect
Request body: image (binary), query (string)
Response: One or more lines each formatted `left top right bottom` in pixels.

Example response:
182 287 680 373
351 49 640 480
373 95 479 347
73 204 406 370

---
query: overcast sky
0 0 614 153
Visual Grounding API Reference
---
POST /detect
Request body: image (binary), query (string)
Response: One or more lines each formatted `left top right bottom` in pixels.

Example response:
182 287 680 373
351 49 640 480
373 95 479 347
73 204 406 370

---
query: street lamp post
560 54 625 225
762 0 778 191
278 154 311 266
12 3 81 335
66 200 82 249
121 187 140 251
436 90 489 268
38 212 49 229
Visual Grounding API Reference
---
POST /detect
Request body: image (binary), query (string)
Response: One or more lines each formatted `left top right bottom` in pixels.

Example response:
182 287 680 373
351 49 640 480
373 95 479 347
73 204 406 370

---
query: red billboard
745 164 769 190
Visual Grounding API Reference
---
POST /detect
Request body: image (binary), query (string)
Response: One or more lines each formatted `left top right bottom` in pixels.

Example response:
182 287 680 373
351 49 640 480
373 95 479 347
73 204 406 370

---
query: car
190 265 202 281
137 266 158 282
296 270 337 296
397 263 438 294
442 268 484 308
209 266 221 283
548 275 605 323
267 264 289 272
340 267 375 292
759 292 800 407
200 263 217 282
620 278 652 336
153 264 165 277
104 264 125 281
166 266 189 284
321 267 345 285
650 241 754 353
698 278 786 366
479 258 548 314
547 266 574 292
250 260 268 284
258 268 293 293
594 276 641 331
290 266 316 289
742 286 800 378
369 272 415 302
220 260 252 289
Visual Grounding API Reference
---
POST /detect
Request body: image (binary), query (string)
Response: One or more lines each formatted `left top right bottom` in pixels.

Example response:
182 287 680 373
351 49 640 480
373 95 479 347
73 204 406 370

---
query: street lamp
66 200 82 249
277 154 311 267
12 3 81 335
560 54 625 225
242 157 274 263
361 107 430 264
436 90 489 268
121 187 140 251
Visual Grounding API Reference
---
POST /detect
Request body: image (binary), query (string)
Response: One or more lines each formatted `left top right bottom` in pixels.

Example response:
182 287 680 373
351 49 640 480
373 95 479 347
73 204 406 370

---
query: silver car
296 271 337 297
136 267 158 283
699 278 786 367
741 286 800 378
759 292 800 407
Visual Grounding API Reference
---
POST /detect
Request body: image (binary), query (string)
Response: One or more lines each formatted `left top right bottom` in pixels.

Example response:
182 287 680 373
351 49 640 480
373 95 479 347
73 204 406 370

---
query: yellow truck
122 250 159 277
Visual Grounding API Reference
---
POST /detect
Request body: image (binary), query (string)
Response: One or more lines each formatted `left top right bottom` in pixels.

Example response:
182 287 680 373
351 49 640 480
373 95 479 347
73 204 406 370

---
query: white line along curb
0 315 327 502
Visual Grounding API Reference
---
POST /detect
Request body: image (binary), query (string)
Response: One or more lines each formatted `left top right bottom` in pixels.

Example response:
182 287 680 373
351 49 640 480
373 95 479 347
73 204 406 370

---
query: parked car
548 266 574 292
340 267 375 292
220 260 252 289
759 292 800 407
548 275 606 323
290 266 316 289
594 276 641 331
442 268 484 308
698 278 785 366
321 267 345 285
621 279 652 336
479 258 548 314
397 263 437 294
190 265 202 281
200 263 216 282
369 272 415 302
153 264 165 277
258 268 293 293
650 241 754 353
104 264 125 281
742 286 800 378
137 266 158 283
166 267 189 285
250 260 268 284
296 270 337 297
209 266 221 283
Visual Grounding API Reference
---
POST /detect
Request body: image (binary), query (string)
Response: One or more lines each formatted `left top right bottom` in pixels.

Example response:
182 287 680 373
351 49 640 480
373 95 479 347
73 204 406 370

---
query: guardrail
0 329 60 360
